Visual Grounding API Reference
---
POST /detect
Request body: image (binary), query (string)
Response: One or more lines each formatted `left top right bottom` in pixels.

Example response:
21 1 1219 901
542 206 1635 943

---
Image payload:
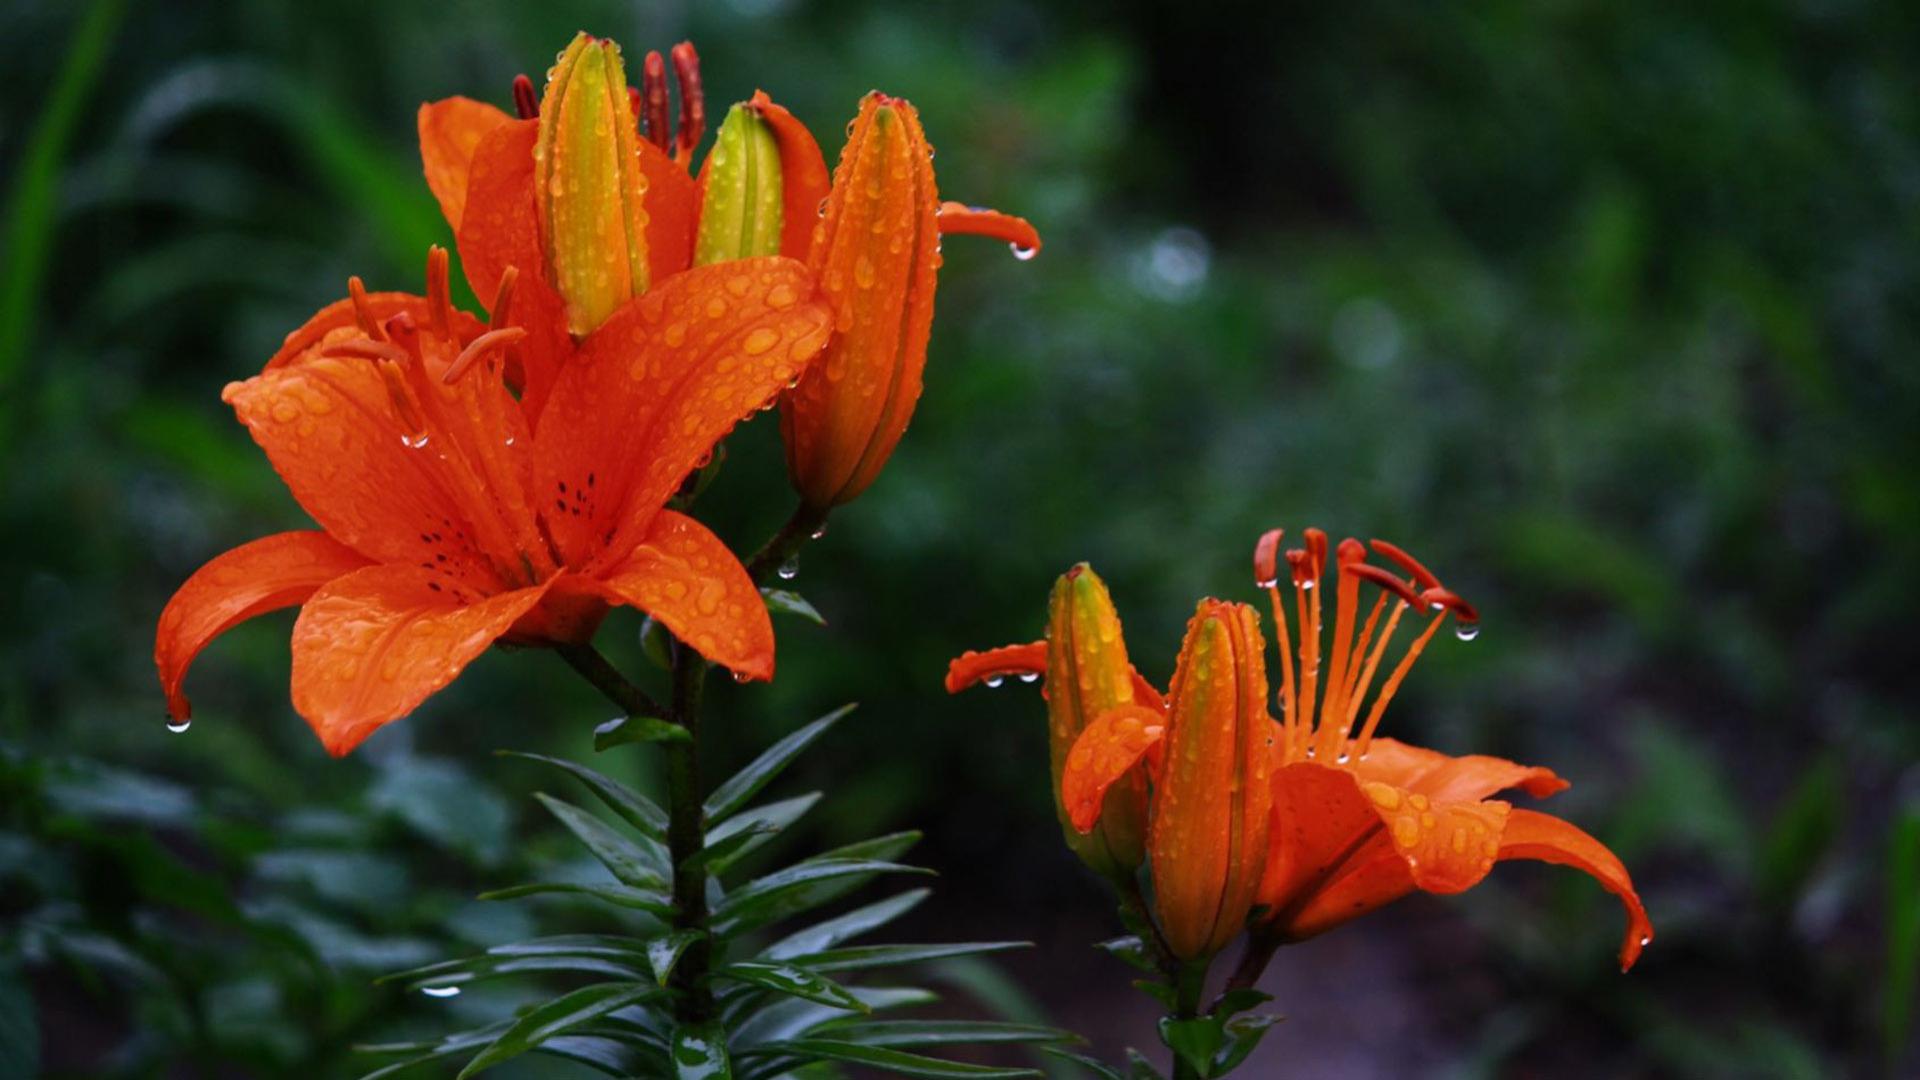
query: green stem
663 638 713 1019
1217 933 1280 1006
743 502 829 584
1169 959 1209 1080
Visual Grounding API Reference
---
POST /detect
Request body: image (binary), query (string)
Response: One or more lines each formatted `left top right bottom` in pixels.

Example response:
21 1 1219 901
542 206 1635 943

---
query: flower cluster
156 32 1037 754
949 529 1652 980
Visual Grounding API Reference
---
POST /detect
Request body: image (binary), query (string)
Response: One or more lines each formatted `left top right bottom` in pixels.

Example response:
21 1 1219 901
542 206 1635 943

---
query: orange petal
780 94 940 508
223 356 511 584
1060 705 1166 833
531 257 831 569
418 96 514 232
264 291 484 372
936 200 1041 254
1354 736 1569 802
1500 808 1653 972
944 642 1047 693
748 90 831 261
560 509 773 681
637 135 696 281
456 117 542 313
290 566 550 756
155 531 372 721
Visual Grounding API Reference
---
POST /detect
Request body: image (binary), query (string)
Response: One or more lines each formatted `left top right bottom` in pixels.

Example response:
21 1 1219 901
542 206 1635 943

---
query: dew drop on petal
1009 243 1038 262
1454 622 1481 642
984 675 1006 688
166 718 191 734
420 985 462 998
1018 672 1040 683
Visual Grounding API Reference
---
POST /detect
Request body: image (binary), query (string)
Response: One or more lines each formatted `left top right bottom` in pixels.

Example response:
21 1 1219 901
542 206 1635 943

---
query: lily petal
943 642 1047 693
636 134 697 281
1354 736 1569 802
290 566 551 756
418 96 514 232
936 200 1041 254
747 90 831 261
223 356 511 583
560 509 774 681
155 531 372 722
1060 704 1166 833
456 118 542 309
532 257 830 569
1500 808 1653 971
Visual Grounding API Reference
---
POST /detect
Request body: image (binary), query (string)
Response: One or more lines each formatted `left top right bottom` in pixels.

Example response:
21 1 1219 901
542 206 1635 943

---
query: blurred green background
4 0 1918 1075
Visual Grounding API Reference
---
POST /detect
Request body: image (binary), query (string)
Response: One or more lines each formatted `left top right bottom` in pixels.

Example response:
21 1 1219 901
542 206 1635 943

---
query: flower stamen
670 42 705 164
512 73 538 120
443 327 528 385
346 276 384 339
640 50 670 150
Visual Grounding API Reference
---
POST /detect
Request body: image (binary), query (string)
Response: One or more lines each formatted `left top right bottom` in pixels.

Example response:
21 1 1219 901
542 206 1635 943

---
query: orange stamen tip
944 642 1048 694
489 265 519 330
346 276 382 339
1370 539 1442 590
443 327 528 384
1347 563 1423 607
1420 587 1479 624
1253 528 1285 587
1305 528 1328 573
512 73 538 119
1336 537 1367 565
642 50 670 150
670 41 704 160
1286 549 1314 587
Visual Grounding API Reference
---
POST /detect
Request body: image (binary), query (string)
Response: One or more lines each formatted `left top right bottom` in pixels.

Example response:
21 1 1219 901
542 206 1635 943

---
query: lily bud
694 103 785 266
1150 600 1275 960
534 32 651 335
780 92 939 509
1046 566 1150 881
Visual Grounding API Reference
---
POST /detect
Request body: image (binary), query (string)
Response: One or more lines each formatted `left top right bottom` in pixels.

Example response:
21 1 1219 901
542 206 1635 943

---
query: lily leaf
698 792 822 876
594 714 691 751
478 882 674 918
762 888 931 961
775 941 1028 974
704 705 855 822
760 588 826 625
498 752 668 840
648 930 704 986
1095 935 1158 973
714 856 931 936
1043 1048 1125 1080
534 793 666 889
815 1019 1076 1049
670 1021 732 1079
457 982 657 1077
1213 1013 1281 1074
718 960 869 1012
761 1038 1040 1078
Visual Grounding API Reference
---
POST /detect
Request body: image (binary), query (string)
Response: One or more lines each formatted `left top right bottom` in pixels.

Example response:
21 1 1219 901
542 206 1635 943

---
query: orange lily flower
1247 528 1653 971
948 576 1274 961
777 91 1043 510
157 34 836 756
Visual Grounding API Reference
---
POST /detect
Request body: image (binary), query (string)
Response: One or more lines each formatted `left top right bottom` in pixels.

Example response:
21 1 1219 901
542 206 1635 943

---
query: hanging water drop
1009 243 1038 262
732 670 751 684
984 674 1006 688
777 554 800 580
1018 672 1040 683
166 717 191 734
1454 621 1481 642
809 524 828 540
420 985 462 998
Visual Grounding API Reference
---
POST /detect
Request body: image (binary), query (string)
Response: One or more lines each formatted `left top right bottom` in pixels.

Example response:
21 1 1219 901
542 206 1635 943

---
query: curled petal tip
937 200 1042 255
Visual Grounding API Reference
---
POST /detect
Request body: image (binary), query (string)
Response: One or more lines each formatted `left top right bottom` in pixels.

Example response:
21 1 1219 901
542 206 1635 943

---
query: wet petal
223 356 511 584
155 531 372 721
532 257 830 569
290 566 550 756
563 510 773 681
1060 705 1166 833
456 118 542 311
637 134 696 280
418 96 514 231
944 642 1047 693
936 200 1041 254
747 90 831 261
1355 736 1569 802
1500 808 1653 971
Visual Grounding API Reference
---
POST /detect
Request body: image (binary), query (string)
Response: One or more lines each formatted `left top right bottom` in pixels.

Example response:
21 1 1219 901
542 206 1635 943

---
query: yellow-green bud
694 103 785 266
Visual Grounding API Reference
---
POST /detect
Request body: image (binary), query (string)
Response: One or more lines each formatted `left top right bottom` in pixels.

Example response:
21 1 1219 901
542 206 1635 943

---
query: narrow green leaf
1043 1048 1125 1080
1208 989 1273 1020
816 1019 1075 1048
732 987 941 1050
683 823 780 876
719 961 869 1012
648 930 704 986
498 752 668 840
535 793 667 888
1095 936 1158 973
639 616 673 669
702 792 823 875
1213 1014 1281 1074
457 982 657 1077
670 1021 732 1079
1159 1015 1223 1079
704 705 855 822
386 953 650 992
763 888 930 960
1133 980 1177 1011
778 941 1028 973
714 858 931 936
1125 1048 1168 1079
479 881 674 918
770 1038 1041 1078
760 588 826 625
595 714 692 751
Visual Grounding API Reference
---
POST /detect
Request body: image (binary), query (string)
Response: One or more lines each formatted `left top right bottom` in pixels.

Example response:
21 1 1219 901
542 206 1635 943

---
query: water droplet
420 985 462 998
732 670 751 684
1255 576 1277 589
984 675 1006 688
1454 622 1481 642
1639 936 1651 948
1336 752 1350 764
777 554 800 580
1301 579 1316 591
1009 243 1038 262
401 432 431 449
809 524 828 540
166 718 191 734
1018 672 1040 683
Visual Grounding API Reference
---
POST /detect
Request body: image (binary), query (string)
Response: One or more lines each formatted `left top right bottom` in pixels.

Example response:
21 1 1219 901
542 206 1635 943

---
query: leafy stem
665 637 713 1020
744 501 830 584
